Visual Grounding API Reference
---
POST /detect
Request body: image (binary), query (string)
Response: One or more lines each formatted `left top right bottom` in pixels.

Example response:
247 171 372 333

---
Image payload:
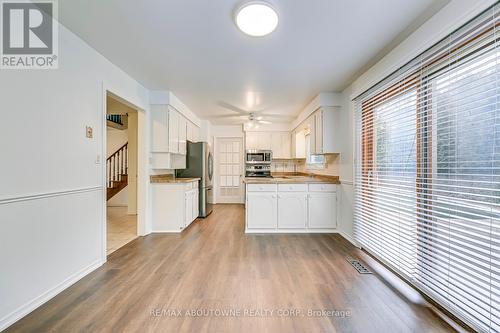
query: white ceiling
59 0 450 123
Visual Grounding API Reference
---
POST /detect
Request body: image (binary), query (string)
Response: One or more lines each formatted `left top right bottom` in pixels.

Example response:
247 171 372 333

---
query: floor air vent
347 258 372 274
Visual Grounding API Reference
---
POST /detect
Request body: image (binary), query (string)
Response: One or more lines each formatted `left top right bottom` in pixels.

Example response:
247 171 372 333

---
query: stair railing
107 114 123 125
107 142 128 188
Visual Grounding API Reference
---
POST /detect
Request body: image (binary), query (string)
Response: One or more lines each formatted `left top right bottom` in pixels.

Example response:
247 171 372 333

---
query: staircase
107 142 128 200
106 114 127 130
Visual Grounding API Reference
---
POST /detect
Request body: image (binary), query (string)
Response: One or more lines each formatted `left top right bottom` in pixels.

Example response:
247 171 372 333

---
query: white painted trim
0 259 103 332
0 186 102 205
340 180 354 186
245 229 338 234
339 230 359 248
102 83 150 264
101 82 108 264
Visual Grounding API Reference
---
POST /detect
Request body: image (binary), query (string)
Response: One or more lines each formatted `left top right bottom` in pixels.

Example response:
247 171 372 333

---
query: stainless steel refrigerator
175 142 214 217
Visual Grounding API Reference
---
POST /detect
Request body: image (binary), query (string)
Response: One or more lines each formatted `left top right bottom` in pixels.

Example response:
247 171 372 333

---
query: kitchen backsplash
272 154 339 176
271 160 298 173
297 154 339 176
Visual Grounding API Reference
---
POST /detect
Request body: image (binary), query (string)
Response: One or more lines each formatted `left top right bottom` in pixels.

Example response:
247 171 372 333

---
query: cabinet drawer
308 184 337 192
278 184 307 192
247 184 277 192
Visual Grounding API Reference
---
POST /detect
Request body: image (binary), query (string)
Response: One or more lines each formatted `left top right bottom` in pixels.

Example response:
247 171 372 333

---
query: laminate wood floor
6 204 456 333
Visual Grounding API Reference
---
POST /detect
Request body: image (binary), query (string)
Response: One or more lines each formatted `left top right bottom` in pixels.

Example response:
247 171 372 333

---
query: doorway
105 94 138 254
215 137 244 203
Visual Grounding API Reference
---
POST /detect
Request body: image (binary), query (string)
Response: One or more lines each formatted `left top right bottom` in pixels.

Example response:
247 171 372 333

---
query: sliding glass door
354 4 500 331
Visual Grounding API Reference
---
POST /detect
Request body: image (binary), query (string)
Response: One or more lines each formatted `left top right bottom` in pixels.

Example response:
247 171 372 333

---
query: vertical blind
354 3 500 332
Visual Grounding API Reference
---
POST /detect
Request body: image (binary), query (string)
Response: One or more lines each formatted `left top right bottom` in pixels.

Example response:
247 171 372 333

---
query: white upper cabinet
151 104 200 169
150 92 200 169
271 132 291 159
151 105 169 152
311 107 340 154
246 131 290 158
186 121 200 143
294 130 306 158
245 132 271 150
178 115 187 155
168 107 179 153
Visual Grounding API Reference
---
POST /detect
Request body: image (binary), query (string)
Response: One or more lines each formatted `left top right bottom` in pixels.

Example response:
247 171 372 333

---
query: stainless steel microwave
245 149 272 164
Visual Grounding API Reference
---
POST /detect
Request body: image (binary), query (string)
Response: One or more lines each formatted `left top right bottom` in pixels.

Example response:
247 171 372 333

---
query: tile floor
106 206 137 255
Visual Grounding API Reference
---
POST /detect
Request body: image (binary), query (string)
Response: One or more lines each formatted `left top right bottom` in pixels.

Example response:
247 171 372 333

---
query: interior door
216 137 244 203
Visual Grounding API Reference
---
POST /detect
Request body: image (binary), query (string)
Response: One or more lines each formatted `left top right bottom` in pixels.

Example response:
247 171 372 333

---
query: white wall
337 85 355 242
0 22 150 330
337 0 496 244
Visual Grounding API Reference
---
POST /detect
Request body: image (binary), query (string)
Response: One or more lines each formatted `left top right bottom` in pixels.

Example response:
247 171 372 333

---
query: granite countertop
244 173 340 184
150 175 201 183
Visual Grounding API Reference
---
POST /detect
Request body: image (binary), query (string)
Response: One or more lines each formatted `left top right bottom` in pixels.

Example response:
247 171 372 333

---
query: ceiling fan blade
217 102 248 115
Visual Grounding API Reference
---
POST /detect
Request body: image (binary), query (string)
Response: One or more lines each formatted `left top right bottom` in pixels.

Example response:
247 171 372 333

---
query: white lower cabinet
247 192 277 229
152 181 199 232
185 189 199 227
278 193 307 228
308 192 337 228
246 183 337 232
193 190 199 220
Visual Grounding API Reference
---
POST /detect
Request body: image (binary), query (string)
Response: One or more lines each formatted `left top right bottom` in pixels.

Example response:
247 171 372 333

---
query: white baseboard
338 230 359 248
245 229 338 234
0 259 104 332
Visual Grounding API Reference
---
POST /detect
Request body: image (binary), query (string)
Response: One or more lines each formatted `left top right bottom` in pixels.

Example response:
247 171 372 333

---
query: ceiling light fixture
235 1 278 37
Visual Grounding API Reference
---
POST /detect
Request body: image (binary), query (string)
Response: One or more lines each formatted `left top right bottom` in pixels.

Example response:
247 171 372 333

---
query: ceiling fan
211 101 294 126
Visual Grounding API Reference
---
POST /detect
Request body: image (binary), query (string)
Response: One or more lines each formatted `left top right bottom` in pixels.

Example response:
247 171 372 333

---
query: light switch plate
86 126 93 138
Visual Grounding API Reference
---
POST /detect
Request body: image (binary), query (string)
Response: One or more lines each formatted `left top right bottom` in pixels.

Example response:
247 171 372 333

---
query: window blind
353 4 500 332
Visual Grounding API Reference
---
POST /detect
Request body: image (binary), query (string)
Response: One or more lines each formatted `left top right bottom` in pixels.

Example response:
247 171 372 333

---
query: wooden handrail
107 142 128 188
